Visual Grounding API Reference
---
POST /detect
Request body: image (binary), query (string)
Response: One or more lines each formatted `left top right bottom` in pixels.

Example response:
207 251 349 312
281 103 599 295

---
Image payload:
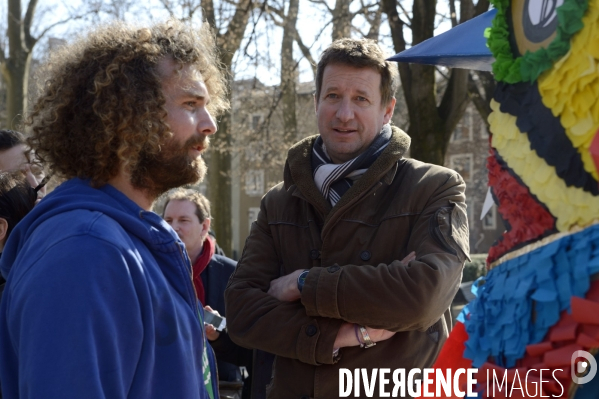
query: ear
201 218 211 237
0 218 8 248
313 93 318 114
383 97 396 125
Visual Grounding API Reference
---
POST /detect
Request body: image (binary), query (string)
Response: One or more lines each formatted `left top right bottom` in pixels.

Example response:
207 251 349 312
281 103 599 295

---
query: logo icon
571 350 597 385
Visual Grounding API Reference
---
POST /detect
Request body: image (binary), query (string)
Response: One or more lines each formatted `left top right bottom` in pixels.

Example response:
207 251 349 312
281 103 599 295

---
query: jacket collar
283 126 411 217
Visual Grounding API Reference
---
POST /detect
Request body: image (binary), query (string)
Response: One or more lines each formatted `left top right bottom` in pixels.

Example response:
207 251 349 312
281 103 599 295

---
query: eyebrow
323 87 371 97
181 90 211 104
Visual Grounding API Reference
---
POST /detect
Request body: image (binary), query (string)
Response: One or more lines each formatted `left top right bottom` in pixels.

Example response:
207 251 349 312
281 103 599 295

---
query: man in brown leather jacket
225 38 470 399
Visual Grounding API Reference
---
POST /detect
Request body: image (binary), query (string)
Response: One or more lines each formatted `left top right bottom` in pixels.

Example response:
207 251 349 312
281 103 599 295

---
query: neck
189 242 204 264
108 171 154 211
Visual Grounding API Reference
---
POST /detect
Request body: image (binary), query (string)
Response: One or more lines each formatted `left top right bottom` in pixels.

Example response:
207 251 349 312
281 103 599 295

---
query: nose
198 108 217 136
335 98 354 123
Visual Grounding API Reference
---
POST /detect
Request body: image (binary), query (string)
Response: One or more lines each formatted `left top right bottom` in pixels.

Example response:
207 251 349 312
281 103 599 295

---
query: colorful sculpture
391 0 599 397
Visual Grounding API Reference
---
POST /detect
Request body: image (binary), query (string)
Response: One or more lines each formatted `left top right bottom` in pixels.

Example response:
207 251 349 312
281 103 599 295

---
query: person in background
163 188 252 399
0 130 46 200
0 171 37 277
0 172 38 398
0 20 228 398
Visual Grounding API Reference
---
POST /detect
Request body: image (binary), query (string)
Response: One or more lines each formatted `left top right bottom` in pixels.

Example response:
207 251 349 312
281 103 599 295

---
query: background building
214 78 503 260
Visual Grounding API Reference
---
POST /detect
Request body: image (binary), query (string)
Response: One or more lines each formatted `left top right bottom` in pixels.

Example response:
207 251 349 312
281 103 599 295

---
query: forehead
157 59 206 93
164 199 198 217
321 64 382 94
0 144 27 171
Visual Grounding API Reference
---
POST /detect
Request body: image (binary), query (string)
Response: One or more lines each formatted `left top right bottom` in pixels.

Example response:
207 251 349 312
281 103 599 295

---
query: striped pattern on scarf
311 124 392 206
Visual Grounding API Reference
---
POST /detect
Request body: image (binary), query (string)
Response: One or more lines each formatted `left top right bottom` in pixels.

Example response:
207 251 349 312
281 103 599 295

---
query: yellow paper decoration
489 100 599 231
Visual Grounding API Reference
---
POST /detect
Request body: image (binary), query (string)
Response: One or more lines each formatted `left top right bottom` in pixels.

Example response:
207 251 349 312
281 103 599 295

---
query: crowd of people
0 19 469 399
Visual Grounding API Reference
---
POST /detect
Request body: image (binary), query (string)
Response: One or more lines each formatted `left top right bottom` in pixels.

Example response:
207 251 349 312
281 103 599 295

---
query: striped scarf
312 125 392 206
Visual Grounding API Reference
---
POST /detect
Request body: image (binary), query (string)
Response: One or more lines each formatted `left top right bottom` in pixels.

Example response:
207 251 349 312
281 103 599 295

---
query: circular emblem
511 0 562 54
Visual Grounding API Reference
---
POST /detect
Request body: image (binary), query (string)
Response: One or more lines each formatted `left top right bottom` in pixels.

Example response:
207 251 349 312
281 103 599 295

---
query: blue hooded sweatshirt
0 178 219 398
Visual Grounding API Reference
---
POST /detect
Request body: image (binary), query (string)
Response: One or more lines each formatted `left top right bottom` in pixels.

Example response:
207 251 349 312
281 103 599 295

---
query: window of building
248 207 260 233
245 169 264 196
451 106 473 142
480 124 489 139
449 154 473 182
466 200 473 223
251 114 263 131
482 204 497 230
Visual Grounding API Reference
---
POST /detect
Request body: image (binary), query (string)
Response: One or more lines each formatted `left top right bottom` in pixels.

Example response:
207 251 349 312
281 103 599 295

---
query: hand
364 327 396 343
400 251 416 266
204 306 221 341
267 269 305 302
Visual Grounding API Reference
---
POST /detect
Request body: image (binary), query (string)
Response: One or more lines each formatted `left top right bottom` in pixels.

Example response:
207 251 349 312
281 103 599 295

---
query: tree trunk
280 0 299 144
331 0 352 40
2 52 31 129
3 0 37 129
468 71 495 131
208 110 233 255
202 0 253 256
383 0 488 165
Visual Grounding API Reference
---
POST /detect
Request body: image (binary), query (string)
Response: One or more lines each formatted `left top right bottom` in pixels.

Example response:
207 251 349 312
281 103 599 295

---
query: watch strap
359 326 376 348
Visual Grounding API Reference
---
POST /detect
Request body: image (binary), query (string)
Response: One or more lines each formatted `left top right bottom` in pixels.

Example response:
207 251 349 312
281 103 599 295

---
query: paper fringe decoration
487 150 556 263
538 0 599 181
464 223 599 371
494 81 599 194
489 100 599 231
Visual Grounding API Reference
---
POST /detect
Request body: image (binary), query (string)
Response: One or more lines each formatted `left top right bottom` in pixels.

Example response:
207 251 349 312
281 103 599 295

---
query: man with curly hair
0 21 227 399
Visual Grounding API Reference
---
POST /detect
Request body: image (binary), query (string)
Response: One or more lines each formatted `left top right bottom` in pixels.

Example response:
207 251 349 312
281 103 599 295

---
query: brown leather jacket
225 127 470 399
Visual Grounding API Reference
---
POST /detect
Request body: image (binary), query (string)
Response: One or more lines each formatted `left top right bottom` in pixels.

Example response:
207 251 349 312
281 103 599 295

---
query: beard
131 134 208 199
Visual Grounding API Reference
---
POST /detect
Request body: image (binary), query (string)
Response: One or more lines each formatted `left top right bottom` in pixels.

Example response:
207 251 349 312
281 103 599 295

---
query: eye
184 101 196 107
325 93 338 99
356 96 368 102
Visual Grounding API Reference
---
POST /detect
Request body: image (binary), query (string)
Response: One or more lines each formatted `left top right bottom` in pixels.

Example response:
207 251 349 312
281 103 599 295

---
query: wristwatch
297 270 309 293
358 326 376 348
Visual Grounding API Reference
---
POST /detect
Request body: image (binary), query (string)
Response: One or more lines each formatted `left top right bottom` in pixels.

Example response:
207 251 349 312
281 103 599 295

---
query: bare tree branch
202 0 216 29
468 73 491 131
24 0 39 49
396 1 412 24
449 0 458 27
219 0 253 65
307 0 333 14
292 26 317 77
365 4 382 40
32 10 99 45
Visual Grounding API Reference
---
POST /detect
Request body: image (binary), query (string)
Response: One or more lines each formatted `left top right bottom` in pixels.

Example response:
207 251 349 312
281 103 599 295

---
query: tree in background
382 0 490 165
0 0 98 128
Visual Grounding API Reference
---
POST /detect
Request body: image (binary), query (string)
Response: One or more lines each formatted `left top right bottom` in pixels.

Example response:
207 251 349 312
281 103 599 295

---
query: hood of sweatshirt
0 178 180 280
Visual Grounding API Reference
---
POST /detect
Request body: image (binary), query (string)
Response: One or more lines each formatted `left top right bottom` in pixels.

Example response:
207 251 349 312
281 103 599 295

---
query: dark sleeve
209 331 253 367
225 196 343 366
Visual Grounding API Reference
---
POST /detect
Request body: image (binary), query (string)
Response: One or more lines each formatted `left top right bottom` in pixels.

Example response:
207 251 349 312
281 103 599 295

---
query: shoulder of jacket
401 159 462 182
35 209 134 252
210 254 237 270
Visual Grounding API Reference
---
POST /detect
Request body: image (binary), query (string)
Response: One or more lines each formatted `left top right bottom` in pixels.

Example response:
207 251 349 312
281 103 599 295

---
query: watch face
297 270 309 292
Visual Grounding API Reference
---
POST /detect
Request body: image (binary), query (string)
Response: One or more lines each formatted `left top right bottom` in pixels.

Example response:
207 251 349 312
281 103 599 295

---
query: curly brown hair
27 20 228 186
315 38 398 106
